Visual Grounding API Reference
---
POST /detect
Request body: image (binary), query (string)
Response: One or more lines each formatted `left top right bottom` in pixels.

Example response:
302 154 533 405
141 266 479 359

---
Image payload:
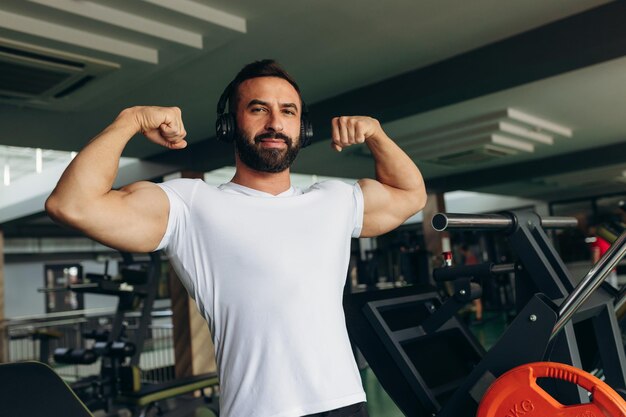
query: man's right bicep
77 182 170 253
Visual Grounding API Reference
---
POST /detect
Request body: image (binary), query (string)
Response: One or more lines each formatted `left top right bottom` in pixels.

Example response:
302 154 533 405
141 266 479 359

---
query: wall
4 259 119 318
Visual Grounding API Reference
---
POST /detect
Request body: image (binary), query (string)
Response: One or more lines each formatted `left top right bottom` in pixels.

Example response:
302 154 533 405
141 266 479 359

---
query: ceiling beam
140 0 247 33
0 10 158 63
28 0 204 49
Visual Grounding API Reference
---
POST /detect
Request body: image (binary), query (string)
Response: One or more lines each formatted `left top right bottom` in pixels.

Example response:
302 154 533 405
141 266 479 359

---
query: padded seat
0 361 93 417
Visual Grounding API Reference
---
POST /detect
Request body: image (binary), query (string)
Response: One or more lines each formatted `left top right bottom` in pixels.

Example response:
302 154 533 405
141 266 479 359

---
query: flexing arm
45 106 188 252
331 116 426 237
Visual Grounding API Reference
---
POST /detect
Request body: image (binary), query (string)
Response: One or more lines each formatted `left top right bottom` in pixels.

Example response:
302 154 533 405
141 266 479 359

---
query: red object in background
477 362 626 417
591 235 612 258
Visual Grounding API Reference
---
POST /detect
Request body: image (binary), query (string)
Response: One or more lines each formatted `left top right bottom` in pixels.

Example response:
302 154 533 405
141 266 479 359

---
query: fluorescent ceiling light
35 148 42 173
3 165 9 186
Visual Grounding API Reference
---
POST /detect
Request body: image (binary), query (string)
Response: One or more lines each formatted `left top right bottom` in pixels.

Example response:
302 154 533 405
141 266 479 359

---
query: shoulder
306 181 363 217
159 177 203 189
158 178 217 201
308 179 359 194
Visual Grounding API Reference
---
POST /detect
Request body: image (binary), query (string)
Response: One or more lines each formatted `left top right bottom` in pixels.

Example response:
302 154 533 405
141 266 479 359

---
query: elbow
45 193 61 222
45 192 84 228
409 185 428 216
418 189 428 212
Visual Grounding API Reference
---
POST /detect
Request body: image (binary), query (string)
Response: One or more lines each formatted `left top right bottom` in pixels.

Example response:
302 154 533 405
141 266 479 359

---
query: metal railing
2 308 176 383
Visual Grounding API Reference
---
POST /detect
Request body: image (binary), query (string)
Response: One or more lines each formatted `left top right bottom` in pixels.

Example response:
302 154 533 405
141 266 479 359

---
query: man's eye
251 107 266 113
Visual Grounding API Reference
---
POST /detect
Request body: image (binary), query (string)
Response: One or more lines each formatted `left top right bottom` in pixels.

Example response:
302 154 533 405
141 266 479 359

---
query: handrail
551 230 626 339
3 308 173 329
5 307 116 325
432 212 578 231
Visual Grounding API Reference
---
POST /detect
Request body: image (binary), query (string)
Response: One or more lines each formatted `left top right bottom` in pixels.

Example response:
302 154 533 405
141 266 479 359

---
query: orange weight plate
477 362 626 417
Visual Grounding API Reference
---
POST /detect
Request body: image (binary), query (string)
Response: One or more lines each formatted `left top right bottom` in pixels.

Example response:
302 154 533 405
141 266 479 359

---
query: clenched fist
331 116 382 152
119 106 188 150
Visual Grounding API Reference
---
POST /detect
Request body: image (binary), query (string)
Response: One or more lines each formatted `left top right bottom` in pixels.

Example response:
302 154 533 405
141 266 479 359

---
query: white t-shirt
156 179 366 417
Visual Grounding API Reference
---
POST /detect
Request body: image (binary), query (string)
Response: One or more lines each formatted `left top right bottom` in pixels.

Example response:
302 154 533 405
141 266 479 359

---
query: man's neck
231 161 292 195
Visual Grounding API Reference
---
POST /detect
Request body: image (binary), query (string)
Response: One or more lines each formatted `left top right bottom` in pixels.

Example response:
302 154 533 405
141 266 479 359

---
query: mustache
254 132 292 145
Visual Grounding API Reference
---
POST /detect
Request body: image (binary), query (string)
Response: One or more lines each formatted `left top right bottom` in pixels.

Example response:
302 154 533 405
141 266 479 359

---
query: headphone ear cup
216 114 236 142
300 116 313 148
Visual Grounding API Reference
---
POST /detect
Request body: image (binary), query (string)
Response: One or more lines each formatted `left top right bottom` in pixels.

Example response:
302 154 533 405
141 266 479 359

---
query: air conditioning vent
0 60 73 96
0 37 119 103
54 75 95 98
0 45 85 69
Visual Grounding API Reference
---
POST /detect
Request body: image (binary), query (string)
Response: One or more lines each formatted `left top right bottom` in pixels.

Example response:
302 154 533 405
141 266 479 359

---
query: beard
234 128 301 173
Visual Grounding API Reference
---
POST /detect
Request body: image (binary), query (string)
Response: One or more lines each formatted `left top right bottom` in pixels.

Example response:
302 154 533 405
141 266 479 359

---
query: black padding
53 348 98 365
82 329 109 341
0 361 93 417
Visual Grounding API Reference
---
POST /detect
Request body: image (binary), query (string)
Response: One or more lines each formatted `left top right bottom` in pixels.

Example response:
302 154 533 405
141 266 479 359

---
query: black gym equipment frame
50 252 162 414
11 253 221 417
345 210 626 417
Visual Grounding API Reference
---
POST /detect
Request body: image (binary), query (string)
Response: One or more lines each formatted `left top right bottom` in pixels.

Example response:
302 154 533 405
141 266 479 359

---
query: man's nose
265 112 284 132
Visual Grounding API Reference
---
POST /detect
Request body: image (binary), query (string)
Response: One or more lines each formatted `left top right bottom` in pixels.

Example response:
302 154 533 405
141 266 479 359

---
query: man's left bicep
359 179 411 237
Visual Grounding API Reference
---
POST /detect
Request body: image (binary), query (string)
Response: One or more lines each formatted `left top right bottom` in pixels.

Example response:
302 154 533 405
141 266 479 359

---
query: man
46 60 427 417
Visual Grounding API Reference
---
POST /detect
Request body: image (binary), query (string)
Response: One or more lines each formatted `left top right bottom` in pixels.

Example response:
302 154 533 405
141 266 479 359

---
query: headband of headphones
215 78 313 147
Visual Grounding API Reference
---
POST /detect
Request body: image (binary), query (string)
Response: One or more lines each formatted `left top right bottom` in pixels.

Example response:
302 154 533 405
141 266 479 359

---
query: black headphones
215 79 314 147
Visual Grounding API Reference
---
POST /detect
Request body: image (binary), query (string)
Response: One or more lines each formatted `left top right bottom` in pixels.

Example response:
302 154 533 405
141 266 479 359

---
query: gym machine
344 210 626 417
35 252 220 417
0 361 93 417
44 252 162 413
0 360 220 417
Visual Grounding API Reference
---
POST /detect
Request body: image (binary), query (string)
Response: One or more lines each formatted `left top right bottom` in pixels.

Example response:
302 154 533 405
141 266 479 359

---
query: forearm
46 109 139 221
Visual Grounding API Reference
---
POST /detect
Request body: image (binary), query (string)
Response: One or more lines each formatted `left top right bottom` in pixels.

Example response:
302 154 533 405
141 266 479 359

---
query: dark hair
228 59 302 112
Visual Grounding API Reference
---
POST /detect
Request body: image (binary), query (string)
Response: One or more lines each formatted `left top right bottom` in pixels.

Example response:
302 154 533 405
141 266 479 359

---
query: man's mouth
255 132 290 144
258 138 286 149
